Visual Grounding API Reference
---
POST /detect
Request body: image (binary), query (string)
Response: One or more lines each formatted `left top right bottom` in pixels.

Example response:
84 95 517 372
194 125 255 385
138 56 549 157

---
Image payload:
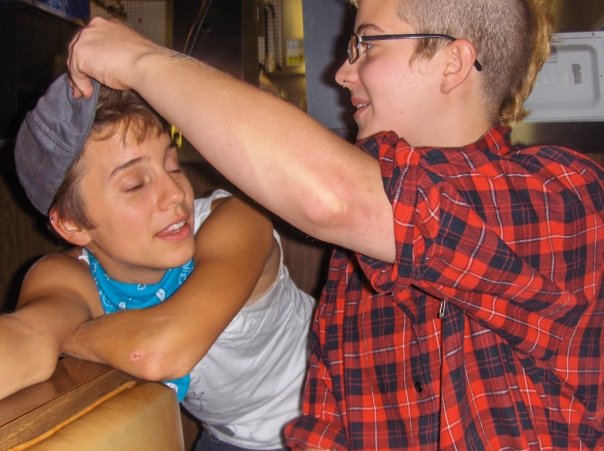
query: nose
335 57 355 88
157 173 186 210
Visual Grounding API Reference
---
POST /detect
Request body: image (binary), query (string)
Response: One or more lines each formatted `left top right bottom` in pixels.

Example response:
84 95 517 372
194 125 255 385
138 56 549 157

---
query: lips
156 219 190 239
351 97 370 120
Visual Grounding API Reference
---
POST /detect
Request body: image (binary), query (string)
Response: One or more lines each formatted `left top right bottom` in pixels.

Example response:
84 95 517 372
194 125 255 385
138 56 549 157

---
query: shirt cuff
285 415 348 450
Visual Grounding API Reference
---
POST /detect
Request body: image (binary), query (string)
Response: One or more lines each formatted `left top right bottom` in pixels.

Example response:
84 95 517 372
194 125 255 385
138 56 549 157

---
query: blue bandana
85 249 194 401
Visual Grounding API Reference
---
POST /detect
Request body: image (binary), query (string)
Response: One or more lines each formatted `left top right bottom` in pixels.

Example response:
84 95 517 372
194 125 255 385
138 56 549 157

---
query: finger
66 29 94 98
67 75 86 98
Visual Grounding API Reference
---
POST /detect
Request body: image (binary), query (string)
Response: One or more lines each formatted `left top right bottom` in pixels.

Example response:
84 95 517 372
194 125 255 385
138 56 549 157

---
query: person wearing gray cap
1 73 314 450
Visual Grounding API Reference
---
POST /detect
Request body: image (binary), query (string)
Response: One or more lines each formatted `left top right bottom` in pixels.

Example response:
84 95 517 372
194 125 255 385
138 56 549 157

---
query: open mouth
165 221 185 233
157 219 189 238
352 100 370 120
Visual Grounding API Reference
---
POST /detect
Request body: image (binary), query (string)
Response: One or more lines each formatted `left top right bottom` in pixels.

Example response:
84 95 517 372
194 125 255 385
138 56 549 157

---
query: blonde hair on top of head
348 0 553 125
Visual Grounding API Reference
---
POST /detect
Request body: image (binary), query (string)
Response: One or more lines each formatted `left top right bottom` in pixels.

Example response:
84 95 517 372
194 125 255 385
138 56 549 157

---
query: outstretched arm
62 196 278 381
0 253 100 400
67 18 394 262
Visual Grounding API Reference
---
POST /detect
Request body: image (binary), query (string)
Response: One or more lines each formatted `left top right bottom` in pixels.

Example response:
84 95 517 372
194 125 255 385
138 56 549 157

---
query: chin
355 128 371 141
355 119 386 140
168 249 195 268
355 128 382 142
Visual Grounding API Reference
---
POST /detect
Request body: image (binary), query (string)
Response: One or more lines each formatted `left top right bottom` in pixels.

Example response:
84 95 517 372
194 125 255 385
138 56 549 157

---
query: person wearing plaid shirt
66 0 604 449
285 127 604 449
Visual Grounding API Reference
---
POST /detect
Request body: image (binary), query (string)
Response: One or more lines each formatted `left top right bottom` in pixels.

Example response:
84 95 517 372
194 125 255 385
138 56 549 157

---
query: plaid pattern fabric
285 127 604 450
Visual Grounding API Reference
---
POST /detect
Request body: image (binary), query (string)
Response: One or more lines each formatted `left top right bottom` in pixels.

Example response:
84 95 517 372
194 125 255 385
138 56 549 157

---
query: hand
67 17 161 98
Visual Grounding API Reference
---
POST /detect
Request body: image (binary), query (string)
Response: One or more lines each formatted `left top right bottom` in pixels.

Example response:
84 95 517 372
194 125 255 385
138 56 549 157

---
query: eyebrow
355 23 386 35
109 142 177 179
109 156 146 179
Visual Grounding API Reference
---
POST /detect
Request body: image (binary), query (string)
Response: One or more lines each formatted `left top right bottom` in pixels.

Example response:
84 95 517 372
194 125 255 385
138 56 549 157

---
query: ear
49 208 92 247
440 39 477 93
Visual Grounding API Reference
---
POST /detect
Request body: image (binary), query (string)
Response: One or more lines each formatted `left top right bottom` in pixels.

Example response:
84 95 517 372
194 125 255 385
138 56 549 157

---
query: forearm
63 278 256 381
0 314 60 400
64 264 270 381
63 309 173 379
0 260 96 400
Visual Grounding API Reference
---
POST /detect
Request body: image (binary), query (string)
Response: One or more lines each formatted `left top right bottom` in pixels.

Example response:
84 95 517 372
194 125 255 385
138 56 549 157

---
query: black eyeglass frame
347 33 483 71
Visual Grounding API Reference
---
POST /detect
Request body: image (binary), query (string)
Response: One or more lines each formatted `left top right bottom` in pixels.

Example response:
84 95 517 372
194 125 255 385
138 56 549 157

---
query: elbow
300 186 351 238
116 316 208 381
299 158 374 235
36 352 60 382
0 348 59 400
126 344 195 381
124 348 168 381
26 337 62 386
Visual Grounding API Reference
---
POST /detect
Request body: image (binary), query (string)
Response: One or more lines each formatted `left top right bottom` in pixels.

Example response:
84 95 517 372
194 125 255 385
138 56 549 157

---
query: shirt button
414 381 423 393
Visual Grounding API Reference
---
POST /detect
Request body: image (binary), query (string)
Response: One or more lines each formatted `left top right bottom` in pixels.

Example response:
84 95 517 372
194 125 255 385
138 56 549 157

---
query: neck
410 91 493 148
83 246 168 285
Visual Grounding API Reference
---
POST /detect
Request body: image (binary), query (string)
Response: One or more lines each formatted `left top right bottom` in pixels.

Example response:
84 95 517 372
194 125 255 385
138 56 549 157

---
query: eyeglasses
347 33 483 71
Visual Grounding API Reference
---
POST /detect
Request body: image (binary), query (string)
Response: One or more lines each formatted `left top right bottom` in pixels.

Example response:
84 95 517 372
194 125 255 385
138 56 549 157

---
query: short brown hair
349 0 553 125
52 87 169 229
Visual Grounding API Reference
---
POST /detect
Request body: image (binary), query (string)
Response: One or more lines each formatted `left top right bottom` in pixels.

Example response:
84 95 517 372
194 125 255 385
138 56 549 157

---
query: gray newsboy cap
15 73 100 215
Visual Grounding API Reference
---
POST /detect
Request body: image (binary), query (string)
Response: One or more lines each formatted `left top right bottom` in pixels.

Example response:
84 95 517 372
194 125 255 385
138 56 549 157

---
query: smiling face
335 0 447 144
66 124 195 284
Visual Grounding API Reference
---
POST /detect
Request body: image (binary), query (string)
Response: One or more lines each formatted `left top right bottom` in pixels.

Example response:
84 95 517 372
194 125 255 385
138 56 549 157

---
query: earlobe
440 39 477 93
50 210 91 246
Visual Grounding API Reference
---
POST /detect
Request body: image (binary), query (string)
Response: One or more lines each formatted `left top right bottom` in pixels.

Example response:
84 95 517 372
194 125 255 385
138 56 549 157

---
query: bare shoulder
19 248 103 316
212 196 280 299
197 195 274 252
25 248 89 282
198 194 280 299
209 195 271 227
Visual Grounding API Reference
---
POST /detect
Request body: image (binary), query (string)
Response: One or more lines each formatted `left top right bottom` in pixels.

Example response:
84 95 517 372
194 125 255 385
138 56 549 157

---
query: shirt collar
357 126 512 157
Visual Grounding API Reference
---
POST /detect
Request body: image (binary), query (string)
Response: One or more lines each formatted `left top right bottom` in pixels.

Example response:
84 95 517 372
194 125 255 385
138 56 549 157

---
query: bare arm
0 253 99 400
67 18 395 262
62 196 278 381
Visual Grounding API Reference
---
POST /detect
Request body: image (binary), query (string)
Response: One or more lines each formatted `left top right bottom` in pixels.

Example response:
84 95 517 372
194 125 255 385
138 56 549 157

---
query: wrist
131 46 186 93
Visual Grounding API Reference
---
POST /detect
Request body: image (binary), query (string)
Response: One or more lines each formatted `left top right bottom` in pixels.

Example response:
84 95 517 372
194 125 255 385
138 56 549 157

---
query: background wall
0 2 81 311
552 0 604 31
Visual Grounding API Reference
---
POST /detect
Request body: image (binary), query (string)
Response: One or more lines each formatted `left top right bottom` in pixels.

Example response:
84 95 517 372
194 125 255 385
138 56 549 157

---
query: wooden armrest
0 357 183 450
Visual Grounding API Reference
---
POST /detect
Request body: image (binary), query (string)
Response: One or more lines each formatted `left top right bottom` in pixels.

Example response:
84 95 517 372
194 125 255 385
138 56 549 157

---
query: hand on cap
67 17 160 97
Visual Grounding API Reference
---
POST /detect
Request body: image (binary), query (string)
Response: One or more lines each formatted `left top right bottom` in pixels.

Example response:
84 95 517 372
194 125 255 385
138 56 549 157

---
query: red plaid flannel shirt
285 127 604 450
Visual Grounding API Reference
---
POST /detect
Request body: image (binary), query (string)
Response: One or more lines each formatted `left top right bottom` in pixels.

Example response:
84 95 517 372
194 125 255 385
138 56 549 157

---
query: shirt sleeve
356 132 602 363
193 188 232 234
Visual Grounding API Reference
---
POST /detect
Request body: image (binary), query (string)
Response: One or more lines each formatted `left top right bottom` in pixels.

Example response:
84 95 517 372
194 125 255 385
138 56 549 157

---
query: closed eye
124 181 144 192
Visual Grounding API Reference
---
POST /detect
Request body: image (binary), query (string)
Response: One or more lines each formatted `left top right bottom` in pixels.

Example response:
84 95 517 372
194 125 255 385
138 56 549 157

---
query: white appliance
524 31 604 122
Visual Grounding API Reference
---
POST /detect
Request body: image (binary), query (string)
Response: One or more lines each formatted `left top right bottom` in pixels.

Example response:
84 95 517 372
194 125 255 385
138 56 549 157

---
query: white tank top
182 190 314 449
